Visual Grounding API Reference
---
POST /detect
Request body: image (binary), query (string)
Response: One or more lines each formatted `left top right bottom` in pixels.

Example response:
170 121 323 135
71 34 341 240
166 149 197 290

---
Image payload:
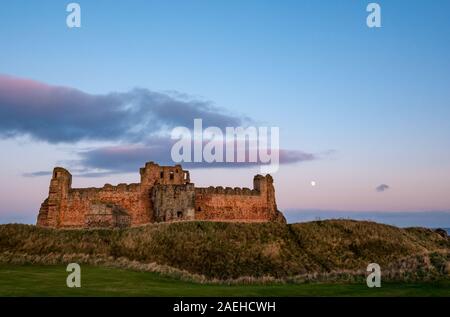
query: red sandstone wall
37 163 285 228
58 184 147 227
39 162 192 228
194 188 272 222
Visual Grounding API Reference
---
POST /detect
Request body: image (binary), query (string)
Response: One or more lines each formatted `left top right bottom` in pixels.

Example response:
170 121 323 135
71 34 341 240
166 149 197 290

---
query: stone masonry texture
37 161 286 228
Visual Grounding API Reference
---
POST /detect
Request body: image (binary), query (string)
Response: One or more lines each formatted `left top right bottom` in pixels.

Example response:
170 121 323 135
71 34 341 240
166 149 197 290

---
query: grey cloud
3 75 323 177
22 171 53 177
376 184 390 192
0 75 243 143
72 138 318 177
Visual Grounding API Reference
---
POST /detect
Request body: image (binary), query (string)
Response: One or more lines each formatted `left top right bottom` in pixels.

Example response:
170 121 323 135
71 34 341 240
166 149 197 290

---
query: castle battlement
195 186 259 196
37 161 286 228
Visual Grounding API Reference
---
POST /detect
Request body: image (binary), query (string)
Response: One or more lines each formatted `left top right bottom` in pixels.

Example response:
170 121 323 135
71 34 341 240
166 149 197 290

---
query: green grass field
0 265 449 297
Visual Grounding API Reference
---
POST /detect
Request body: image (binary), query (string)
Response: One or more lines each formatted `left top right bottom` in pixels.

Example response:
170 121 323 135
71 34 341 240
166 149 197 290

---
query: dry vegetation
0 220 449 283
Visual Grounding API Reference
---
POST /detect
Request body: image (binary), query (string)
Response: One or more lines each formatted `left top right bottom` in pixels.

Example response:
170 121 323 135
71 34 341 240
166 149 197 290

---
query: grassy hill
0 220 449 282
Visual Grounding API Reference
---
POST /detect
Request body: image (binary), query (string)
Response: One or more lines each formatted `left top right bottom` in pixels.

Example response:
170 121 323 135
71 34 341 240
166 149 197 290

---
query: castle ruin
37 162 286 228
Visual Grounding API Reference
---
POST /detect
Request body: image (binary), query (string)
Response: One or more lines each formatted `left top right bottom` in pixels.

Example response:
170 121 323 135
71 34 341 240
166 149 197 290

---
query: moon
310 181 316 187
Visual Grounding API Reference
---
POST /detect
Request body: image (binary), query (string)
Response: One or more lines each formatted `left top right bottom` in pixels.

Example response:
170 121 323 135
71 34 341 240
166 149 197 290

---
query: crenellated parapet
195 186 259 196
36 161 285 228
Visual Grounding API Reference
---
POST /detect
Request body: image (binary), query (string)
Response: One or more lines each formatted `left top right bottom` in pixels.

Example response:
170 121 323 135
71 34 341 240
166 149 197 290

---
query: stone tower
37 167 72 227
139 162 191 222
253 174 284 222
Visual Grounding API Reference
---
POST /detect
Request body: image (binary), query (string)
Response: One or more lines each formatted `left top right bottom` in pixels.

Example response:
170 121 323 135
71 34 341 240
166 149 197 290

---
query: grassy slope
1 264 449 297
0 220 449 280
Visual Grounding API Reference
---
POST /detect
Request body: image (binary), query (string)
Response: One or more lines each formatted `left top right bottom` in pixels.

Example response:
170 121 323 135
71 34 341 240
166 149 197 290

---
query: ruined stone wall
36 162 285 228
59 184 144 227
85 202 131 228
37 162 193 228
151 184 195 222
138 162 190 224
37 167 72 228
194 188 268 221
194 175 284 223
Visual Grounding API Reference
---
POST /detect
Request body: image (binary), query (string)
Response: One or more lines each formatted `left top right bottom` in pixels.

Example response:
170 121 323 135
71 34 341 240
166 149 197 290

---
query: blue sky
0 0 449 225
